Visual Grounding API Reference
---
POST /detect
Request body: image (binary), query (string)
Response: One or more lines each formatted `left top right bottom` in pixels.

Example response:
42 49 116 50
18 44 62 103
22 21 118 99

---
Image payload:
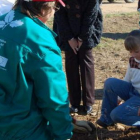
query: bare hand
68 38 78 54
78 41 83 50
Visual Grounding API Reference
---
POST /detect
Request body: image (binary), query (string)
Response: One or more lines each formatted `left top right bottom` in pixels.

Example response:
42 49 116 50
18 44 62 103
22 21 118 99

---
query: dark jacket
53 0 103 51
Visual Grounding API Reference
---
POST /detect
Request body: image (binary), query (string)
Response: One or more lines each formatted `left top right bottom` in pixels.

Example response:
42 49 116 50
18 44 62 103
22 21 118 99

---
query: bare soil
69 0 140 140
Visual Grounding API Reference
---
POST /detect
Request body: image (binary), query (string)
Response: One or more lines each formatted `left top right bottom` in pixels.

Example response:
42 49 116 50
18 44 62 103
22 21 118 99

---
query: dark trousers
65 48 95 107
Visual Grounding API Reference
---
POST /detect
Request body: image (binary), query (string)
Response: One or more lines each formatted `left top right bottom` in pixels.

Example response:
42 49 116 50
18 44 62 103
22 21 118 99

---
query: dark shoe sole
96 119 114 129
96 119 108 128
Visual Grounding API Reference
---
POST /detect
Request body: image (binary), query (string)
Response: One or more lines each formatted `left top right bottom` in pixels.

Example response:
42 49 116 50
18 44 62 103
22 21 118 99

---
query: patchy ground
68 0 140 140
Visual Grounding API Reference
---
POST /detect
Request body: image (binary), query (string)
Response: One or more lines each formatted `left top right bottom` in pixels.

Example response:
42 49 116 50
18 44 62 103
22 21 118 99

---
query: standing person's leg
79 48 95 114
65 50 81 112
97 78 134 127
110 95 140 126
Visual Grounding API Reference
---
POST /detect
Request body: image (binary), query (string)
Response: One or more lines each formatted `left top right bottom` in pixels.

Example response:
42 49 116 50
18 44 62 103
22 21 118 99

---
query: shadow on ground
95 89 103 100
102 32 128 40
72 127 140 140
102 1 127 4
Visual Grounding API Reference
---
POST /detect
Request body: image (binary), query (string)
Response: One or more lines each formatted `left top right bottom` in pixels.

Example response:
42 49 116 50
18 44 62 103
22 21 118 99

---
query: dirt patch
69 1 140 140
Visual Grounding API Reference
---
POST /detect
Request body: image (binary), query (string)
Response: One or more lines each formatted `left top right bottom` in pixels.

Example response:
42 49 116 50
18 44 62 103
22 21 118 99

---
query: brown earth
69 0 140 140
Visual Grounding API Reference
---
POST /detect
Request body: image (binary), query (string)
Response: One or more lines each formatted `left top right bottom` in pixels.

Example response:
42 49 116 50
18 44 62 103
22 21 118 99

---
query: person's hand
118 96 123 105
77 37 83 51
68 38 78 54
78 41 83 50
72 119 95 133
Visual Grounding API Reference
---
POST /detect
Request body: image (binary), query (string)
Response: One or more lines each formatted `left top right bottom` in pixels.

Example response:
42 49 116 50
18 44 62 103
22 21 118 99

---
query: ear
41 9 45 17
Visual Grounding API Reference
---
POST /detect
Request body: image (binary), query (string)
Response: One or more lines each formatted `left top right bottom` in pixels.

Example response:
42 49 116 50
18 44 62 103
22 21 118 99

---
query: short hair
124 30 140 51
13 0 55 18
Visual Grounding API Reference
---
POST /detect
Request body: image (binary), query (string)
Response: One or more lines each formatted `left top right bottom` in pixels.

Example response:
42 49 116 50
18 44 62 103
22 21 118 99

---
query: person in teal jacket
0 0 73 139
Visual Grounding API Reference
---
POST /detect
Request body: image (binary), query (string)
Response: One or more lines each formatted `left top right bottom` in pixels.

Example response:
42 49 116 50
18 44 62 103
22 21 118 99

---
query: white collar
134 58 140 64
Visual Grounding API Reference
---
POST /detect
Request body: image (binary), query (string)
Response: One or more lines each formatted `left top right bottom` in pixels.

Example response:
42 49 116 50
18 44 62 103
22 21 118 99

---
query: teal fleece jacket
0 8 73 140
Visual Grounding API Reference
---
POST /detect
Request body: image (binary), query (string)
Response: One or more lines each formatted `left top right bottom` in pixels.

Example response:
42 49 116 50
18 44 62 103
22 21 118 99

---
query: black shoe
84 106 93 114
96 119 114 129
70 106 79 113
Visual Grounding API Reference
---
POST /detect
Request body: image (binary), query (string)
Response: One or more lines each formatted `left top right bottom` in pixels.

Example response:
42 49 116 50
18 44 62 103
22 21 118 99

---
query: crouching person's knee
110 108 121 123
104 78 117 90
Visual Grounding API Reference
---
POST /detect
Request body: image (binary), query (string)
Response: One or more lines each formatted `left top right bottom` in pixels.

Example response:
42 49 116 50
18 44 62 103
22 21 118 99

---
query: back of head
124 30 140 51
13 0 55 18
